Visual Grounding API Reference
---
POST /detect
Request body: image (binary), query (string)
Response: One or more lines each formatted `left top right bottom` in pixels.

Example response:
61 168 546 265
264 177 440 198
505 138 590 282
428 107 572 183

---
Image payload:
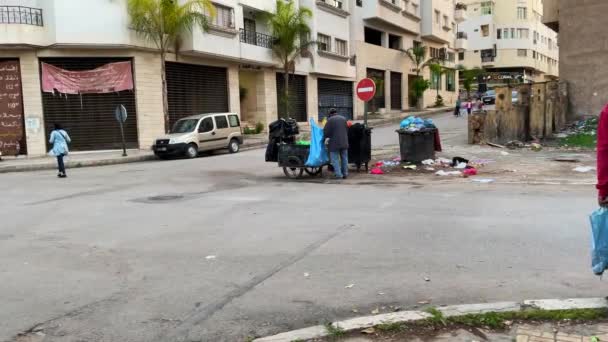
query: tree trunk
283 65 289 119
160 51 170 133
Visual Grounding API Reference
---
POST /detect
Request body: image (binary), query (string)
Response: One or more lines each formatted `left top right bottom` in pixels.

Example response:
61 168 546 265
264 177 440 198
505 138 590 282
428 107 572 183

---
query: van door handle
212 132 216 135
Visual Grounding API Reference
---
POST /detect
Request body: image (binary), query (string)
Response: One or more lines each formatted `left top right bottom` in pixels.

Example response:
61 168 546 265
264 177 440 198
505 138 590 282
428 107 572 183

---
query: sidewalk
360 106 452 128
0 135 267 174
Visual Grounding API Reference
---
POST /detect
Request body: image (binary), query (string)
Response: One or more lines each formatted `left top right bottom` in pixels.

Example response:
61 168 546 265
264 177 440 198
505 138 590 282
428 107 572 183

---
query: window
443 15 448 27
532 51 536 58
403 0 409 12
209 4 234 28
446 70 455 92
481 25 489 37
411 2 418 15
388 34 401 50
447 52 455 62
452 22 456 32
511 28 515 39
431 69 441 90
413 40 422 49
517 7 527 20
496 29 501 39
430 47 440 59
480 1 492 15
517 28 529 39
435 10 440 24
229 115 240 127
335 38 347 56
356 0 362 6
548 38 552 50
215 115 228 129
517 49 527 57
318 33 331 52
199 117 214 133
503 28 509 39
364 27 383 46
323 0 343 9
458 51 465 60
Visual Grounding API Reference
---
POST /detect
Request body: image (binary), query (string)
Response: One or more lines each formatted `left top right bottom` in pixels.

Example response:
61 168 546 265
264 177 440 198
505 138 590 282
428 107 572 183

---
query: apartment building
543 0 608 119
457 0 558 91
0 0 357 156
350 0 459 118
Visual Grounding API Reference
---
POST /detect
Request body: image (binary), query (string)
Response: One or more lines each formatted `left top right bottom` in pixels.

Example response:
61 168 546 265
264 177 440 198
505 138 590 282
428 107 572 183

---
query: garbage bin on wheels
397 128 436 163
348 123 372 172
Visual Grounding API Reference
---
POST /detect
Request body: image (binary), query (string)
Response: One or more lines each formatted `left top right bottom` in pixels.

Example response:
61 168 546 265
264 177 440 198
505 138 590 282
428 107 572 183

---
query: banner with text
41 61 134 95
0 60 24 155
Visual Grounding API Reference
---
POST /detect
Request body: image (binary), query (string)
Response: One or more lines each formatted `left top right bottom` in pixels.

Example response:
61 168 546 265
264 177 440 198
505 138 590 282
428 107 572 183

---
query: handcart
277 143 325 179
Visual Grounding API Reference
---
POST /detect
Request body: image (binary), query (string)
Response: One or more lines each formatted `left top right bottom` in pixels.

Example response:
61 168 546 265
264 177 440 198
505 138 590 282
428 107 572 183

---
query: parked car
482 90 496 105
153 113 243 159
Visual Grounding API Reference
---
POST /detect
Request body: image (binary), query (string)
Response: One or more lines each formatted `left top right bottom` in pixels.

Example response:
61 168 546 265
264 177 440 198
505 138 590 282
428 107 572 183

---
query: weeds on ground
324 323 345 340
560 133 596 148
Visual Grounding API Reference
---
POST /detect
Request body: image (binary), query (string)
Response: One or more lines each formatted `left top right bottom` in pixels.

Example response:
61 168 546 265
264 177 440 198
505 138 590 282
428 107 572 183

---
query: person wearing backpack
49 123 71 178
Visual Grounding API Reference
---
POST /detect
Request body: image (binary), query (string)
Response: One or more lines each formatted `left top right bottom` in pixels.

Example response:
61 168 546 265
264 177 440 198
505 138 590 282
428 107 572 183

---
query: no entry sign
356 78 376 102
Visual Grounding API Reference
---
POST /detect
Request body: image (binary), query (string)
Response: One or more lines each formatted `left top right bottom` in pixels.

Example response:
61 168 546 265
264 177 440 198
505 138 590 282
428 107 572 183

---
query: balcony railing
0 6 43 26
456 32 468 39
240 29 274 49
482 56 495 63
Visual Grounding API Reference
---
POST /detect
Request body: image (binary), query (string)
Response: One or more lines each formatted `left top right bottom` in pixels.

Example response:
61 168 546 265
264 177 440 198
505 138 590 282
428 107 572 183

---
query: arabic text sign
41 61 134 94
0 60 24 155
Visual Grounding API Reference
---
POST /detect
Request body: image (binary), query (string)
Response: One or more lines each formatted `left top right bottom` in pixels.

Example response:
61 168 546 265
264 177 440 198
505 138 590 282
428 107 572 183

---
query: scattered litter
370 168 384 175
553 157 580 163
375 161 384 167
392 156 401 162
472 178 495 183
424 277 431 282
463 168 478 176
554 133 569 138
345 284 355 289
470 159 495 166
352 309 359 313
451 157 469 166
454 162 467 169
436 170 462 176
530 143 543 152
371 308 380 314
393 306 402 312
378 292 385 295
505 140 525 149
205 255 216 260
504 320 513 326
417 300 430 305
425 167 435 171
500 151 510 156
403 165 417 170
361 327 376 334
487 142 506 148
591 337 599 342
436 158 452 165
421 159 435 165
303 272 310 278
574 166 596 173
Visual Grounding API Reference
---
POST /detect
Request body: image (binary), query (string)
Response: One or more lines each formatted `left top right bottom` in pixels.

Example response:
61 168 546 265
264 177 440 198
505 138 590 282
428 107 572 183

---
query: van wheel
185 144 198 159
228 139 240 153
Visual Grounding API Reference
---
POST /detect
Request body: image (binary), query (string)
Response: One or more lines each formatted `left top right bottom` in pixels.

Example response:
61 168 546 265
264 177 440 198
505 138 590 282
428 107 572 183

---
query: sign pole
356 78 377 128
119 121 127 157
114 105 128 157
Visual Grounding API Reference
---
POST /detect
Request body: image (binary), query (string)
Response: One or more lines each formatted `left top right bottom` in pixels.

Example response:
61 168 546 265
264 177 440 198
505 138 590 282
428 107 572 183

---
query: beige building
350 0 460 118
458 0 558 90
544 0 608 119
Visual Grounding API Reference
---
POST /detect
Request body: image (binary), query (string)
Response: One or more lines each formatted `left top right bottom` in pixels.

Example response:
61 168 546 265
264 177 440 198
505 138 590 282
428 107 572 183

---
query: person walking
466 98 473 115
323 108 349 179
49 123 71 178
597 104 608 207
454 97 462 117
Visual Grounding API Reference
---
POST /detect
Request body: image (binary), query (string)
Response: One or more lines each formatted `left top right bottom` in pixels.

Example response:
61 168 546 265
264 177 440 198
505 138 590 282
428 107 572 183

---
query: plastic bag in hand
590 208 608 275
305 118 329 167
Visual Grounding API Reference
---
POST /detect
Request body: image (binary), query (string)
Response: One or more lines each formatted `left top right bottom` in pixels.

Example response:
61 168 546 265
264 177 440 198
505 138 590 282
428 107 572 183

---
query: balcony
363 0 419 35
205 6 237 37
455 32 467 50
0 6 43 26
240 29 274 49
481 56 495 65
454 4 467 23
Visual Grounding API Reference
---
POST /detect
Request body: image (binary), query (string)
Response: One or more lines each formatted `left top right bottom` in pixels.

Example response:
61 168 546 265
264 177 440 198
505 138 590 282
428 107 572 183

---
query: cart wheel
304 167 322 176
283 167 304 179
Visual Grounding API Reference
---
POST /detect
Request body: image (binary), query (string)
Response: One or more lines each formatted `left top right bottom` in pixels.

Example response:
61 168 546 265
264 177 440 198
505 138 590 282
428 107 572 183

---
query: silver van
153 113 243 159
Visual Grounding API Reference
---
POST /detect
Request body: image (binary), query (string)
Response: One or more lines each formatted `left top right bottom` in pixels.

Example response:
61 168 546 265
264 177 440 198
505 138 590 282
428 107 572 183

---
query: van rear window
229 115 240 127
215 115 228 129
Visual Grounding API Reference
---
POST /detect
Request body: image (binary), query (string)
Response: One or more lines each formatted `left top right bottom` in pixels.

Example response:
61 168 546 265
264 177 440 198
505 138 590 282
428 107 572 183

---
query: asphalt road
0 113 599 342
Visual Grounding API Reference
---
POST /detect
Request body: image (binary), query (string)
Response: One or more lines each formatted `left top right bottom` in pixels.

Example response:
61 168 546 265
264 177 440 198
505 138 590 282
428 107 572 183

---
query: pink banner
41 61 134 94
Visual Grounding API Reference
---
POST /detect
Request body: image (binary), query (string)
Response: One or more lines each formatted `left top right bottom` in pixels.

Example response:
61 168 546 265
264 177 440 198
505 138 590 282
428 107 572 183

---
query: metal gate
390 72 402 110
166 62 229 129
318 78 353 120
276 73 307 122
40 57 138 151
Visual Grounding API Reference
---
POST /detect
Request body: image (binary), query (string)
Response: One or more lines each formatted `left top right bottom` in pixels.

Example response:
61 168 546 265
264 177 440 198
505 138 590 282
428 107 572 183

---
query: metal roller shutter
391 72 402 110
318 78 353 120
40 57 138 151
166 62 228 129
276 73 307 122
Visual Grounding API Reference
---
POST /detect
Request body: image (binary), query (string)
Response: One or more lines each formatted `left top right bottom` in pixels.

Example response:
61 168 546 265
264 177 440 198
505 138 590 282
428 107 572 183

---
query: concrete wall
558 0 608 118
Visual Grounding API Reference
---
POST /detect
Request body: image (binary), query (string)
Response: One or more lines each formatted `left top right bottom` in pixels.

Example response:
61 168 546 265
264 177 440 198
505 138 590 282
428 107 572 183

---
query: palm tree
406 45 435 109
429 63 447 106
128 0 215 132
264 0 315 119
458 66 483 99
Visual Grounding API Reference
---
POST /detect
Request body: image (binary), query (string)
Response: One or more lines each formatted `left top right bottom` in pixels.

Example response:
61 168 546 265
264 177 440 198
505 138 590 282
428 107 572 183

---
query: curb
253 297 608 342
0 142 268 174
366 108 450 129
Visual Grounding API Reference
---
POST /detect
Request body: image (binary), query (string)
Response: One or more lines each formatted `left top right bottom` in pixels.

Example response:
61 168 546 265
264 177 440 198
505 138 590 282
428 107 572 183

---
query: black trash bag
265 138 280 162
268 118 300 140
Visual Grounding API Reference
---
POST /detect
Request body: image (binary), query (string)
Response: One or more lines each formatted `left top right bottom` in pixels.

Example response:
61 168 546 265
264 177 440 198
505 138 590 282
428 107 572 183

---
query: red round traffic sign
356 78 376 102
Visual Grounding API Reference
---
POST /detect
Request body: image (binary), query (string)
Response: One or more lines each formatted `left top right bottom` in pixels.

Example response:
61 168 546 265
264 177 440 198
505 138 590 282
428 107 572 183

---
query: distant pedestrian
323 108 349 179
454 98 462 117
49 123 71 178
476 98 484 111
597 104 608 207
466 99 473 115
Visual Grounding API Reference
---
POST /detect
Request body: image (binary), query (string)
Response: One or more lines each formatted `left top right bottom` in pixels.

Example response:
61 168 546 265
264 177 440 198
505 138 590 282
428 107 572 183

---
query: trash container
397 128 437 163
348 123 372 171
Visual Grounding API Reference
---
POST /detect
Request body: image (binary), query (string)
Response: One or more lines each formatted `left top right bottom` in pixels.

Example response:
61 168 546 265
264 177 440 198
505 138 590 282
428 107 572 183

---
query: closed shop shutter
390 72 402 110
366 68 385 109
276 73 307 122
40 57 138 151
318 78 353 120
165 62 229 129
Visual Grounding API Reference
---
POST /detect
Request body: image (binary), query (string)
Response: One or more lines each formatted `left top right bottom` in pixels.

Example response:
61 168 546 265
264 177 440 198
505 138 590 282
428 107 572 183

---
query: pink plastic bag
463 168 478 176
370 167 384 175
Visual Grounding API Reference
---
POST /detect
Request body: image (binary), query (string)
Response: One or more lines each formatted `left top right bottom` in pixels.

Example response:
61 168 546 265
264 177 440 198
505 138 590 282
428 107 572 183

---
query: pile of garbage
555 116 598 138
369 155 495 182
399 116 436 132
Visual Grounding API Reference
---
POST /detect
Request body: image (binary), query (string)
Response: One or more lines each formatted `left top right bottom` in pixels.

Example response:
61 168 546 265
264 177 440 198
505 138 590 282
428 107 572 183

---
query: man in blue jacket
323 108 349 179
